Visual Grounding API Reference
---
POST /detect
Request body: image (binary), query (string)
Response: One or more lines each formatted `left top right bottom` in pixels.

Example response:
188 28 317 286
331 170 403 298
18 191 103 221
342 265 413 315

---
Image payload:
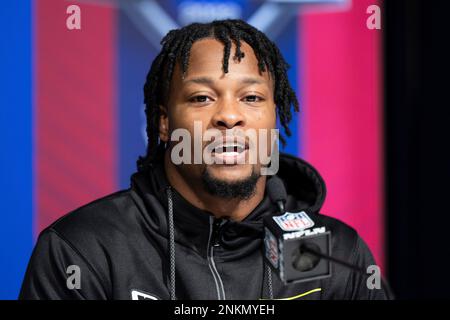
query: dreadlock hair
137 19 299 171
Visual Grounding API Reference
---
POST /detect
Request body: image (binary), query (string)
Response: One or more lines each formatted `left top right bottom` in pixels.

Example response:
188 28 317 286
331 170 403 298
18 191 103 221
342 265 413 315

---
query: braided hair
137 19 299 171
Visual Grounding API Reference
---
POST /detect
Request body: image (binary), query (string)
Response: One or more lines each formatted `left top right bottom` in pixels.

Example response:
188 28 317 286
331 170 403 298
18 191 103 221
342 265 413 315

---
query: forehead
176 38 272 85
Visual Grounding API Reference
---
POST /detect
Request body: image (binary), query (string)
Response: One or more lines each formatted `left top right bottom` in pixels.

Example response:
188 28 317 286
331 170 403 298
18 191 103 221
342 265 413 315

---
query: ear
159 105 169 143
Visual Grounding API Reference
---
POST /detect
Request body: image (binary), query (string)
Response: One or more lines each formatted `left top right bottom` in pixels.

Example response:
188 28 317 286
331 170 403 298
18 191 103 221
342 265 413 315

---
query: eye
243 95 264 103
189 95 212 103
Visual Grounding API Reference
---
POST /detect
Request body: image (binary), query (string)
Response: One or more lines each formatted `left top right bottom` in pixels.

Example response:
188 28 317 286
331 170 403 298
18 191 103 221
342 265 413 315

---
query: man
20 19 391 300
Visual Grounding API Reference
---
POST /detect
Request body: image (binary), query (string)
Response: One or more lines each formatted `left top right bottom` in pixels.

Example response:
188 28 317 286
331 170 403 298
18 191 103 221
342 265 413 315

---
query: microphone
263 177 394 296
263 176 332 284
263 176 342 285
266 176 287 215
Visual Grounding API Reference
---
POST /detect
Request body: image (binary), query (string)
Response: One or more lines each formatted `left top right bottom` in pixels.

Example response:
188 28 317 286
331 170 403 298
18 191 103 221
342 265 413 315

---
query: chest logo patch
131 289 160 300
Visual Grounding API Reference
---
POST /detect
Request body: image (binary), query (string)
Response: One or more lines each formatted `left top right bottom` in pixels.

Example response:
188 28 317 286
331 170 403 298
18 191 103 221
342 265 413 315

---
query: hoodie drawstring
265 262 274 299
166 187 176 300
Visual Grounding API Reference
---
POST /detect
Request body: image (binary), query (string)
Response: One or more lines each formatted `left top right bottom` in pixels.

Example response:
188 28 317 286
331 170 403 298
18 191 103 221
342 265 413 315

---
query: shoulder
48 189 135 235
308 213 390 299
309 212 365 262
310 211 381 270
39 189 144 258
312 212 358 242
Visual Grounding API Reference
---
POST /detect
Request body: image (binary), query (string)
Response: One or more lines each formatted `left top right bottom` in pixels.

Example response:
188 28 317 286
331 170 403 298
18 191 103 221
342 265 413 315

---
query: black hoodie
19 153 392 300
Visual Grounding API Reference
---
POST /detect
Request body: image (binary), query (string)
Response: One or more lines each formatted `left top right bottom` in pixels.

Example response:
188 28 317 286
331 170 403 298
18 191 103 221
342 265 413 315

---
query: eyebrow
184 76 214 85
183 76 266 85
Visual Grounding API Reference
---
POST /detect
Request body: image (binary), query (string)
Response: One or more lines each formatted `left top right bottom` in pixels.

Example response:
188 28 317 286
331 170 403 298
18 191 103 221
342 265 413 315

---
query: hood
276 153 327 214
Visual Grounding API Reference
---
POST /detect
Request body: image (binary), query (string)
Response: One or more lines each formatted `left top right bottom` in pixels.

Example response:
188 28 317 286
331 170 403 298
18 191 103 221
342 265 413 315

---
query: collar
132 159 276 261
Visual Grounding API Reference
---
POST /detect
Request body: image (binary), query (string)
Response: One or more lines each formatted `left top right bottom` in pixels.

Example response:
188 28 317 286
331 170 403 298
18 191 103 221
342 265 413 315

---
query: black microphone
264 177 394 297
266 176 287 215
264 176 383 285
264 176 332 284
264 176 335 284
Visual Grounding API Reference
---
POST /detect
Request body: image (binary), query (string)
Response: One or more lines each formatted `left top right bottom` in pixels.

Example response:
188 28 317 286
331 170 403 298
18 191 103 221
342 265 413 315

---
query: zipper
207 216 226 300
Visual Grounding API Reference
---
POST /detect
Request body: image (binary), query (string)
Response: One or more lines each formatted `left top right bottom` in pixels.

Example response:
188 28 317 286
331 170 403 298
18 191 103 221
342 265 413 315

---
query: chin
201 163 261 200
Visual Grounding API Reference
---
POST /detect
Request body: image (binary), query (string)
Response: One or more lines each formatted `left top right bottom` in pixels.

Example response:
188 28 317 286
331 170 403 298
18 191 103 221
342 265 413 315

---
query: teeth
223 143 244 148
214 143 245 153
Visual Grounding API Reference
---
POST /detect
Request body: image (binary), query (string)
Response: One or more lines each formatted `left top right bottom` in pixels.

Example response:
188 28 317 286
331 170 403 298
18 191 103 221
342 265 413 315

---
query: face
160 38 276 192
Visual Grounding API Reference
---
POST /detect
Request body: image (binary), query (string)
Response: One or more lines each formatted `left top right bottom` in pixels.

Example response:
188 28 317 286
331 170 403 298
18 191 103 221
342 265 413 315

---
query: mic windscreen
266 176 287 204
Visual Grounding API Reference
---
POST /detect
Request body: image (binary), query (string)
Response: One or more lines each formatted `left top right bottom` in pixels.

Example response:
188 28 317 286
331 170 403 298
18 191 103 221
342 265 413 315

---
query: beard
201 166 260 200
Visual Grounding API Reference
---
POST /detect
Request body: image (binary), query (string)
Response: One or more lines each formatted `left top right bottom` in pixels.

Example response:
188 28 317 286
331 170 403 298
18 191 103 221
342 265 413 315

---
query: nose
211 96 245 130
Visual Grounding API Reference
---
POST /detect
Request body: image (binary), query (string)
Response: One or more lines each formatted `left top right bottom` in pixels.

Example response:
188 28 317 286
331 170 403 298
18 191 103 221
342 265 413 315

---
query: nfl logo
273 211 315 232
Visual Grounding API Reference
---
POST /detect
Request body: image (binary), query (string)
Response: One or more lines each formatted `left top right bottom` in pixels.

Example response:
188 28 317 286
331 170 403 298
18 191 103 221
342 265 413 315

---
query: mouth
209 138 249 165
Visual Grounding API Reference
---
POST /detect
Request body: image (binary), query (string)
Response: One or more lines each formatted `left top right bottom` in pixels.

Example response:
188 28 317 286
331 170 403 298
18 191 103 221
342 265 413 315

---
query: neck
163 151 266 222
